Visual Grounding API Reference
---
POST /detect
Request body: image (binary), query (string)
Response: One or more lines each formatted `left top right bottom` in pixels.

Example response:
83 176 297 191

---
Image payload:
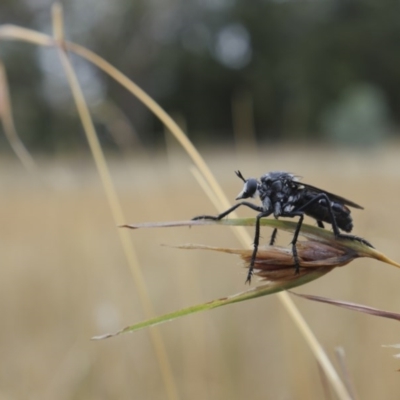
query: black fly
192 171 373 284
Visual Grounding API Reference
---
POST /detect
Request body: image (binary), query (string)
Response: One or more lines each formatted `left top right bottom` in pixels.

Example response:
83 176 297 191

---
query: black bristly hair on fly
192 170 373 284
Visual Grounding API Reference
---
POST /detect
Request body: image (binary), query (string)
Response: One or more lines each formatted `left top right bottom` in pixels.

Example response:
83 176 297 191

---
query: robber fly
192 170 372 284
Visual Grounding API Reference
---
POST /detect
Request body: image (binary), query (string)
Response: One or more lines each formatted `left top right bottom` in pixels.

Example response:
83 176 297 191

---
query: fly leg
269 228 278 245
192 202 263 221
285 211 305 274
193 202 270 284
246 210 272 284
336 233 373 248
317 220 324 228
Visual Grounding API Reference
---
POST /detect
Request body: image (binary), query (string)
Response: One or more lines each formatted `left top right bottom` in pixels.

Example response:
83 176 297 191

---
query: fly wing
295 182 364 209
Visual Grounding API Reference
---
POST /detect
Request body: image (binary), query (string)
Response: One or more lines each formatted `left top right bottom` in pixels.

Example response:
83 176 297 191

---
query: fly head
235 171 259 200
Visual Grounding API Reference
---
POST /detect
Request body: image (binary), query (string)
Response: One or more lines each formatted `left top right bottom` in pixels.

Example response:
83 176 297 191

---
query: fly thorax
283 203 295 213
271 180 283 192
261 196 272 212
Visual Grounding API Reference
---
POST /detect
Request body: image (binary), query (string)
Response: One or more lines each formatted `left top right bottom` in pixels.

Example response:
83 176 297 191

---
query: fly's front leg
192 201 263 221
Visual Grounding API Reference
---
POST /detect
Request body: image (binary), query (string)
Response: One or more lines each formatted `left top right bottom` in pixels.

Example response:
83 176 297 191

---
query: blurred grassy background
1 144 400 399
2 1 400 398
1 0 399 150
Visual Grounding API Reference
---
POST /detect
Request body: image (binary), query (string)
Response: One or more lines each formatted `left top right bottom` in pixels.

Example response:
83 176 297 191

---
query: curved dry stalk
291 292 400 322
50 6 179 400
0 61 38 173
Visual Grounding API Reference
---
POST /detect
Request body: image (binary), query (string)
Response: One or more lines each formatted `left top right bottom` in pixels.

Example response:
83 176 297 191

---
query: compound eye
235 178 258 200
245 179 258 196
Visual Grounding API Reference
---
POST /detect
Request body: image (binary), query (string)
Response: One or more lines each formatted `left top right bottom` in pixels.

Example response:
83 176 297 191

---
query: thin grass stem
51 5 179 400
0 61 38 173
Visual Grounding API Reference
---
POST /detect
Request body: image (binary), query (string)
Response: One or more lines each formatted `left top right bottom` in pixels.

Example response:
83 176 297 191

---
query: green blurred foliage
322 83 390 145
0 0 399 150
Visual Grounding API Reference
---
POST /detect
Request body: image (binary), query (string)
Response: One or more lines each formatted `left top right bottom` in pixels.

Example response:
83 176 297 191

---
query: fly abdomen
334 211 353 232
331 202 353 232
296 194 354 233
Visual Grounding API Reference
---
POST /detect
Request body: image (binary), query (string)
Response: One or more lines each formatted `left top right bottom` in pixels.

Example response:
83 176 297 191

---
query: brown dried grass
1 146 400 399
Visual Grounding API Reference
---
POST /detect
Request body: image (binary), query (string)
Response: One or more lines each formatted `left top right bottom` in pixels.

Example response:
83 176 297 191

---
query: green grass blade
92 267 331 340
122 218 400 268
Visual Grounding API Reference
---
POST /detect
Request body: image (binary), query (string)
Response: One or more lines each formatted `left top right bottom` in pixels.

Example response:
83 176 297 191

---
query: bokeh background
1 0 400 399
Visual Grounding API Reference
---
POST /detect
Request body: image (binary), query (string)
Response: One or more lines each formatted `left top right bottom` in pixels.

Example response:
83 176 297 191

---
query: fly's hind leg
336 233 373 248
